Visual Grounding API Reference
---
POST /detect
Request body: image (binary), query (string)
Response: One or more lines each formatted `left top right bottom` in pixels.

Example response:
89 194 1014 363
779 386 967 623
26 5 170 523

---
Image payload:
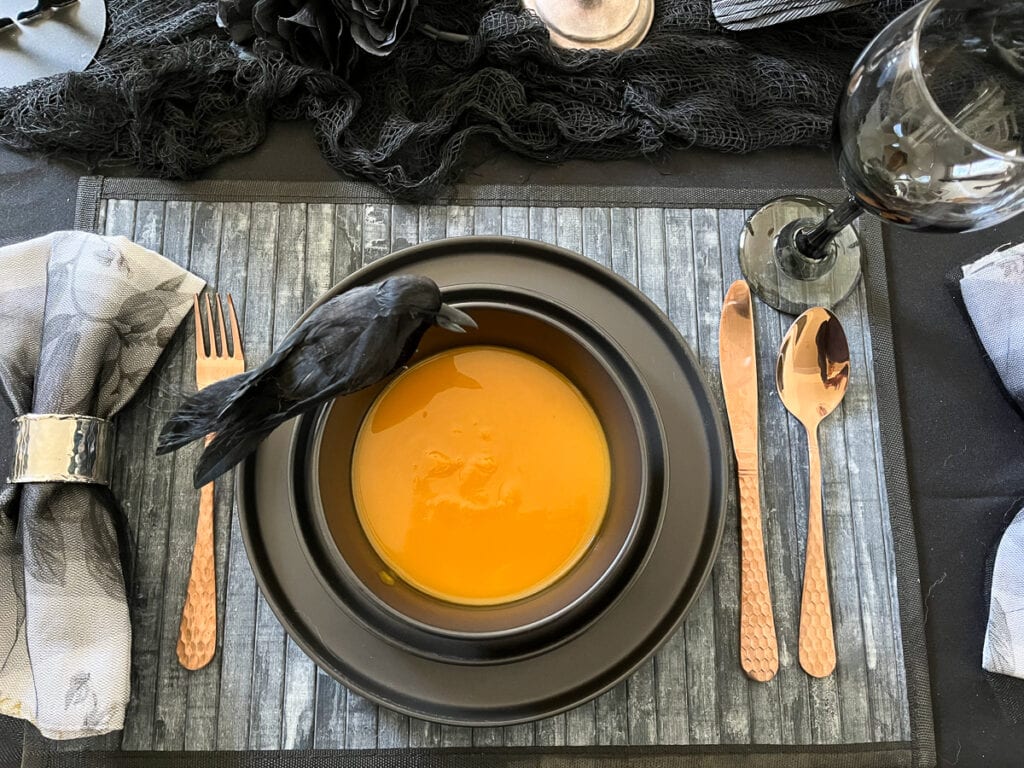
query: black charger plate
237 236 728 725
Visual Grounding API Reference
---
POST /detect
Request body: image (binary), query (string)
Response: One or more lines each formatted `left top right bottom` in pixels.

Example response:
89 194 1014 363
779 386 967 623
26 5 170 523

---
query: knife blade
720 279 779 682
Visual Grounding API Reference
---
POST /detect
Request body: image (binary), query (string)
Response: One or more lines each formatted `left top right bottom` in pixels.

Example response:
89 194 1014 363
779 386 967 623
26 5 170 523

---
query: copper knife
719 279 779 682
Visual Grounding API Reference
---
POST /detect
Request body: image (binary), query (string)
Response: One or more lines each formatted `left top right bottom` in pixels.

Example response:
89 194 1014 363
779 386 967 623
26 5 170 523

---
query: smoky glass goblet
740 0 1024 315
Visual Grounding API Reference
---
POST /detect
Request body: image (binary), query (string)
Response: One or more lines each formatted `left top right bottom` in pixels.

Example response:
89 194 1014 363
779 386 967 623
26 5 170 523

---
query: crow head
377 274 477 333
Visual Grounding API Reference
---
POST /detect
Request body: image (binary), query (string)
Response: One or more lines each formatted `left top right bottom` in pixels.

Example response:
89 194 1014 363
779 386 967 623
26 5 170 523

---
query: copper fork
177 293 244 671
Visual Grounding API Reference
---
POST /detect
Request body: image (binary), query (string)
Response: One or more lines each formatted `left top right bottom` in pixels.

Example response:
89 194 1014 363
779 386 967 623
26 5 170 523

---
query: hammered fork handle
177 434 216 671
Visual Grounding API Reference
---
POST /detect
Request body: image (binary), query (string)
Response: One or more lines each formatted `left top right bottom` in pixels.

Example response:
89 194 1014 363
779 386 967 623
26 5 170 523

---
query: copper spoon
776 308 850 678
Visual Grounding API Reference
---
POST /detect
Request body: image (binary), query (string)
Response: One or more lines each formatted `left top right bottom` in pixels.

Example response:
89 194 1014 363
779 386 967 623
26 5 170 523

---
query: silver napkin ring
8 414 114 485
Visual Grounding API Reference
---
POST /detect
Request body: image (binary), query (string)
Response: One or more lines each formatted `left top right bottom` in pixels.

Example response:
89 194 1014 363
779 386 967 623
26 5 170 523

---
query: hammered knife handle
798 428 836 678
738 468 779 682
177 436 217 671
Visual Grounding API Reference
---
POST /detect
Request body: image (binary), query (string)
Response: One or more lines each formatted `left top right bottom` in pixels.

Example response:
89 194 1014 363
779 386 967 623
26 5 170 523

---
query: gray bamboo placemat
50 177 932 767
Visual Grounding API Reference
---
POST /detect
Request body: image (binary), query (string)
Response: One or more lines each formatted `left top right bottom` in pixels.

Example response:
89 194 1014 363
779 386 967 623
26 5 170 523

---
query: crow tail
156 373 251 454
157 371 285 487
192 427 273 488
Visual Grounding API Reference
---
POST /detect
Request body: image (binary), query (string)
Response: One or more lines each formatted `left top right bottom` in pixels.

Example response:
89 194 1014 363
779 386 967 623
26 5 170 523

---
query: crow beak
436 304 477 333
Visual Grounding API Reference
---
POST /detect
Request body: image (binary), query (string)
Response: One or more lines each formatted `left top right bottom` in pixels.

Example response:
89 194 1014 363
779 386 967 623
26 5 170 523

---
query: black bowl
291 285 666 664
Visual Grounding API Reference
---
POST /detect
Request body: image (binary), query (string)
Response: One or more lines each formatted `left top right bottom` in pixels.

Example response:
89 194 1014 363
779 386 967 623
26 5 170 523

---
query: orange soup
351 345 611 605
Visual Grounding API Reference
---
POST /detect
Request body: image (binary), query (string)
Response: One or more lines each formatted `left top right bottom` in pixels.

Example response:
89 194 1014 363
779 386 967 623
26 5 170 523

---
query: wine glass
740 0 1024 315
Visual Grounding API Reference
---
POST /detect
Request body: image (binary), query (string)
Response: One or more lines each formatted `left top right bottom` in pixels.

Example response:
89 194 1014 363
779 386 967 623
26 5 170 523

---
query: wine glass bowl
740 0 1024 315
836 0 1024 232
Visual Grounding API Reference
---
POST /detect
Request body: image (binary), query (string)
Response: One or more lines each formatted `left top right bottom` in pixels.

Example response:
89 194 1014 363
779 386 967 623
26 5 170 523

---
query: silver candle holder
522 0 654 51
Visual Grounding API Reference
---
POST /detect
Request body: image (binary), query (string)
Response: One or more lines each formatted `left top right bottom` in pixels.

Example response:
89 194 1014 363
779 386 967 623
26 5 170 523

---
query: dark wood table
3 126 1023 767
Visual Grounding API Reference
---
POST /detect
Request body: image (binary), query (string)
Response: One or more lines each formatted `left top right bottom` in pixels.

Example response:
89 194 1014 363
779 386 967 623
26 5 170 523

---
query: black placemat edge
73 176 104 233
863 220 936 768
78 177 852 210
24 742 915 768
70 176 936 768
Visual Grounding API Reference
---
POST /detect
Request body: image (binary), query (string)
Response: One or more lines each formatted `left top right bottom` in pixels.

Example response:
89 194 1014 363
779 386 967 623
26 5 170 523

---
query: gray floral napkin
961 243 1024 406
985 510 1024 678
960 243 1024 677
0 231 203 739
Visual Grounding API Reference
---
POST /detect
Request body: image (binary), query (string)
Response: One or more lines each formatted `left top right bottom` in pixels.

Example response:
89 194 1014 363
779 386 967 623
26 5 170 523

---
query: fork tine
215 294 228 359
204 293 218 357
227 295 243 360
193 294 206 357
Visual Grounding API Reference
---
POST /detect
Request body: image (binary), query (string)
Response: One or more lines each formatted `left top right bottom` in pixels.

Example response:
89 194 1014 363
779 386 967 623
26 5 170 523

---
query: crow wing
212 286 382 423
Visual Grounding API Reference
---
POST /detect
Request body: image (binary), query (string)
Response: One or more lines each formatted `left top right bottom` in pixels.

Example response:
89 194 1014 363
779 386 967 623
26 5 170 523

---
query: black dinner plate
237 236 728 726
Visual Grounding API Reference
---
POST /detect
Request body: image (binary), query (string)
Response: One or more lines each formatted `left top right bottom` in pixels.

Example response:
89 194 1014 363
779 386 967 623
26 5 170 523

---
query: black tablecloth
2 126 1022 767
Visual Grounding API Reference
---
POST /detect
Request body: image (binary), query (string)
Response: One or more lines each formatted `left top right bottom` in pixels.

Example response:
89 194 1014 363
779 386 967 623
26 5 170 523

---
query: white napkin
962 243 1024 677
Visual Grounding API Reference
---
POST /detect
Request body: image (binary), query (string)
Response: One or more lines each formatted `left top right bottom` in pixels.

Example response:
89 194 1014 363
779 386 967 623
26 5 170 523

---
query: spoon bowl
776 308 850 678
777 309 851 429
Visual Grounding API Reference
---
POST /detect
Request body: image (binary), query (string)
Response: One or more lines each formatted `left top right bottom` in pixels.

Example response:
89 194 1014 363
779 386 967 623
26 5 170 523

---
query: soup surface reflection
351 345 611 605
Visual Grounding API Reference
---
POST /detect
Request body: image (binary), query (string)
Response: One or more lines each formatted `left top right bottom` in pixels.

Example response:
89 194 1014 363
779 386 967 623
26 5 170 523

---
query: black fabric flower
217 0 359 76
336 0 418 56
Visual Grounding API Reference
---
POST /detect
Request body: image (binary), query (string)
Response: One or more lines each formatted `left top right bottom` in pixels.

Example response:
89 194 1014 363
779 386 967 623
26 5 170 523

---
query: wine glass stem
796 198 863 260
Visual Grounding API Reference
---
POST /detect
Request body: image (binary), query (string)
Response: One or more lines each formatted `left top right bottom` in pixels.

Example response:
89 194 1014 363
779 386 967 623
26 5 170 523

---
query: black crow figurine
157 275 476 488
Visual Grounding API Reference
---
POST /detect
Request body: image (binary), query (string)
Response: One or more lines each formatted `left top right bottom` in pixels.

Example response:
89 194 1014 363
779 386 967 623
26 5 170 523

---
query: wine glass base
738 196 863 316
